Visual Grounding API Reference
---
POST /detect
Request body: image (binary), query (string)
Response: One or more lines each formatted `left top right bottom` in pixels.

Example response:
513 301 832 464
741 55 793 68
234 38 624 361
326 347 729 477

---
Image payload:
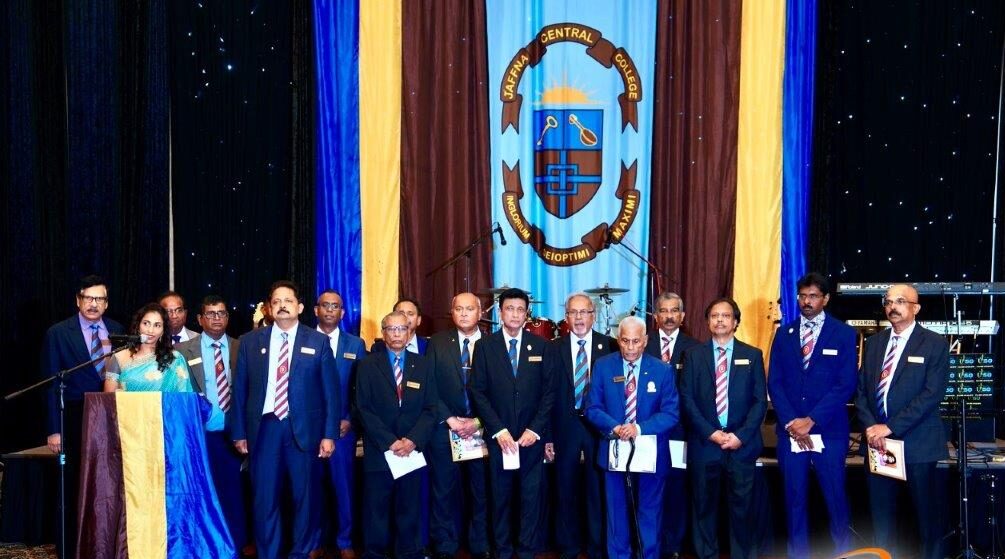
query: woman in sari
103 302 193 392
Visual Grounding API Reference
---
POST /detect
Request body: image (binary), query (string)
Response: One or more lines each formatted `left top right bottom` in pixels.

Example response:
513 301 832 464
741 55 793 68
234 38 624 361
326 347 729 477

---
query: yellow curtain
734 0 785 357
359 0 402 345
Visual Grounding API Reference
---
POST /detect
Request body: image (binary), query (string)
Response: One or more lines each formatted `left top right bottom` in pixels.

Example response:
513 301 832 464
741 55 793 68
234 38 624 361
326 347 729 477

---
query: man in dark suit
230 280 340 559
585 316 679 559
643 291 698 559
177 294 250 553
427 292 491 559
41 275 124 558
356 311 437 559
314 289 367 559
547 292 616 559
469 288 555 559
371 297 429 355
768 273 857 558
159 290 200 345
855 284 949 559
679 297 767 559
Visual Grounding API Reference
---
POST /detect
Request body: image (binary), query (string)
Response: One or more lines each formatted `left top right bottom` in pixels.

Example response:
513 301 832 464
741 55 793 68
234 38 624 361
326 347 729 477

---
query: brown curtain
400 1 494 335
648 0 742 341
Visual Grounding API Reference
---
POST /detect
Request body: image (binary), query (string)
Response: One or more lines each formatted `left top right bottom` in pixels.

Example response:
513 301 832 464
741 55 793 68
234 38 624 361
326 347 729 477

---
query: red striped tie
212 342 230 412
274 332 290 420
801 320 816 370
661 336 672 363
624 362 637 424
875 335 900 422
394 354 403 405
715 346 729 423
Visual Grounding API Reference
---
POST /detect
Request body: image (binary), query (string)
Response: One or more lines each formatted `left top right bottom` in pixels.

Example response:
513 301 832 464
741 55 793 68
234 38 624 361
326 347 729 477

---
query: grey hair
618 315 647 336
654 291 684 312
565 292 595 311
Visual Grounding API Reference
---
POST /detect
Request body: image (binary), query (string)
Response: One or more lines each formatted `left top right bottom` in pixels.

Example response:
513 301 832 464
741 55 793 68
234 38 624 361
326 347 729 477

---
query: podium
76 392 236 559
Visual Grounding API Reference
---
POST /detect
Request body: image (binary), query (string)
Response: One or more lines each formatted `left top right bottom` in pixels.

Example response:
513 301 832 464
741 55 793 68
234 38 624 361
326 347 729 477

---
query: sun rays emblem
498 23 643 266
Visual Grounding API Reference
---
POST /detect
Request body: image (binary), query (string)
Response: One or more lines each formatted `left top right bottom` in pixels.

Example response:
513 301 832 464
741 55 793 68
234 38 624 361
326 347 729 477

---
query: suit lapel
890 328 922 390
561 336 575 387
446 334 465 384
376 352 398 393
809 317 834 365
493 333 516 384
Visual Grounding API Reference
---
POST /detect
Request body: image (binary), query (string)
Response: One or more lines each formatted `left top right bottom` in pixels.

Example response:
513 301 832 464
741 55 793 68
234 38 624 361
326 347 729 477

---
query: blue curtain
313 0 363 334
781 0 816 323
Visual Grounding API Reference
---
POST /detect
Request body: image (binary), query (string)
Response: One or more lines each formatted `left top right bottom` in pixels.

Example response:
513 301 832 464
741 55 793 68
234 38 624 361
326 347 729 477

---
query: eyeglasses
78 295 108 304
202 311 228 319
164 307 186 315
709 312 734 320
797 293 824 301
317 302 343 311
382 325 409 334
882 298 917 308
566 309 595 317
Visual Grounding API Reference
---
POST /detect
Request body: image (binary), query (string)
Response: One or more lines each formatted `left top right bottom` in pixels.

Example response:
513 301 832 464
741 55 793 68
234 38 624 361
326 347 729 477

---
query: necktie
573 339 588 409
661 335 672 363
460 338 471 414
624 361 637 424
508 339 519 377
90 324 105 378
801 320 816 370
394 354 404 405
875 335 900 422
715 346 729 426
274 332 290 420
172 334 181 345
212 342 231 412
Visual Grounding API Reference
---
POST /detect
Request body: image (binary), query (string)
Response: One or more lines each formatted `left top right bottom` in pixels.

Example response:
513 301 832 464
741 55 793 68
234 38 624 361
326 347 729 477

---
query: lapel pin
788 327 794 334
597 343 603 349
527 344 532 351
260 347 267 355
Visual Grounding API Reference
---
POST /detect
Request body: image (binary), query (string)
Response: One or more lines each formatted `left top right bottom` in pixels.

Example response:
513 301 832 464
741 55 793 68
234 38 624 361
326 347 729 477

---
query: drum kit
475 283 631 339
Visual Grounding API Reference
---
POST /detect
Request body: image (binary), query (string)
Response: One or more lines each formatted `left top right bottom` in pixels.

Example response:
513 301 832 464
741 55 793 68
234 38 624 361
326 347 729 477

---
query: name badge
301 347 316 355
613 376 625 383
187 357 203 366
528 355 543 362
822 349 838 356
343 352 357 360
735 358 750 366
907 356 925 364
406 381 421 389
647 381 657 393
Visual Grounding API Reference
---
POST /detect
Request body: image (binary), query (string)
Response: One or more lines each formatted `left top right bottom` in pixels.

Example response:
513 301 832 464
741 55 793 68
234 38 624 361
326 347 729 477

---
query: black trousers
552 417 604 558
690 454 757 559
428 425 490 555
867 461 944 559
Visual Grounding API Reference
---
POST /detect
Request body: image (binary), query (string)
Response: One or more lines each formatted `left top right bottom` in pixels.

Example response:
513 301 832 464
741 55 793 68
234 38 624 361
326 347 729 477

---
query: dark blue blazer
644 331 699 440
768 314 857 438
680 339 767 463
371 336 428 355
230 324 340 452
426 330 479 423
41 315 124 433
854 325 949 463
329 330 367 423
547 331 617 441
469 330 555 458
584 352 679 475
355 350 437 472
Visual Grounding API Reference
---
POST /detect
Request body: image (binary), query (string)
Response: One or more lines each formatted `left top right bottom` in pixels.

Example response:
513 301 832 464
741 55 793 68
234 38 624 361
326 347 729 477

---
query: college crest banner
487 0 657 326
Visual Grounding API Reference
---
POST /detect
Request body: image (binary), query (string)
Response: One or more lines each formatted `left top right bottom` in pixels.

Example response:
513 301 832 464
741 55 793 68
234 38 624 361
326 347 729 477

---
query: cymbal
584 286 629 295
478 286 532 296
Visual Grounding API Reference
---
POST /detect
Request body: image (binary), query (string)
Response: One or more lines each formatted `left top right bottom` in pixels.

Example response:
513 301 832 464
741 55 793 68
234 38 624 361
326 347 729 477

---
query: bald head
883 284 920 333
451 292 482 335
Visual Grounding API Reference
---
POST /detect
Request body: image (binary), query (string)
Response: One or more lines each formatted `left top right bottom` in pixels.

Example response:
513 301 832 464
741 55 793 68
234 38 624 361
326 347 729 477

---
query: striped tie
274 332 290 420
715 346 729 426
573 339 588 409
508 339 519 377
90 324 105 378
624 361 637 424
394 354 404 405
460 338 471 414
661 336 672 363
213 342 231 412
875 335 900 422
801 320 816 370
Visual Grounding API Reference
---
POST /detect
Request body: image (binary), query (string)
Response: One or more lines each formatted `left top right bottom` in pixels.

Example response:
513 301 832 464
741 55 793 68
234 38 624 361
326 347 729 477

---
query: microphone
109 334 150 345
494 222 508 246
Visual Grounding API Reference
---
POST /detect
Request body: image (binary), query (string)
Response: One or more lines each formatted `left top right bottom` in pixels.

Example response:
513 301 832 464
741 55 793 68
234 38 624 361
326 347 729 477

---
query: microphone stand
610 238 674 328
425 224 500 294
4 345 125 559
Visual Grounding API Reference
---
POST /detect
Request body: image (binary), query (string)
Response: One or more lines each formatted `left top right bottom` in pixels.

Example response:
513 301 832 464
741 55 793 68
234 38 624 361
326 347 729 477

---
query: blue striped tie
573 339 588 408
460 338 471 414
508 339 518 377
90 324 105 378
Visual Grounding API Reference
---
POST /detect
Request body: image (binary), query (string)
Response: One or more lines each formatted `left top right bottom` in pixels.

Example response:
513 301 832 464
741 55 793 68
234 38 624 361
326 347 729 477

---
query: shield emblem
533 109 603 219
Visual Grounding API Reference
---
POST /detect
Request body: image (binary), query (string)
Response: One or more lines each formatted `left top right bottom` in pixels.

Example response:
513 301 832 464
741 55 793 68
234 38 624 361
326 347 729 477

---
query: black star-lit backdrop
168 0 315 334
811 2 1005 331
